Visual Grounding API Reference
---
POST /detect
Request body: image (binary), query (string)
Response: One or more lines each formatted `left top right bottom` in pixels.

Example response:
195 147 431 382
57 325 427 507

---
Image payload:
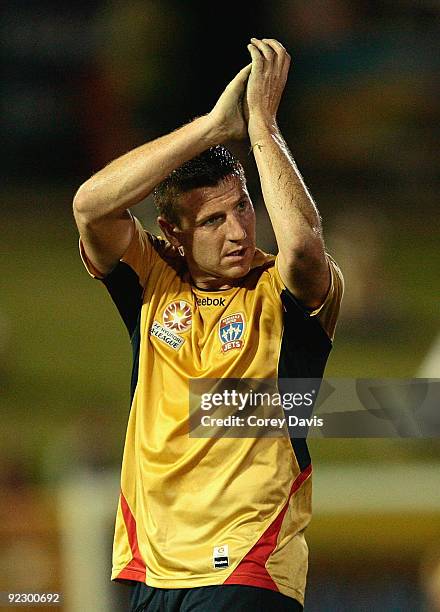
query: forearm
249 121 324 260
73 114 223 220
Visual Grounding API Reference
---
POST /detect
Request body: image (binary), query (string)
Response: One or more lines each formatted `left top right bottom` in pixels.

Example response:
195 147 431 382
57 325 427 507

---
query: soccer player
73 38 343 612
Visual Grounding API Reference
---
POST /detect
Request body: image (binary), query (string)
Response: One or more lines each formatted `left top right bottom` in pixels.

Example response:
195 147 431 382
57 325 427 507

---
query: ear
157 216 182 248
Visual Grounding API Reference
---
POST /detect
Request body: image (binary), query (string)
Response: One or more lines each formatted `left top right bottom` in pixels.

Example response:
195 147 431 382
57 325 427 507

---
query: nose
225 213 247 242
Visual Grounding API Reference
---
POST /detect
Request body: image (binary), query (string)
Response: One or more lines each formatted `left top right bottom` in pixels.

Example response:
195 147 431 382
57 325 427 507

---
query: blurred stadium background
1 1 439 610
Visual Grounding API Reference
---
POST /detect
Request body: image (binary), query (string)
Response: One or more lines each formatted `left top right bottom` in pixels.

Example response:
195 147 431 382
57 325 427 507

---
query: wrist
189 114 224 148
203 112 232 145
247 114 278 144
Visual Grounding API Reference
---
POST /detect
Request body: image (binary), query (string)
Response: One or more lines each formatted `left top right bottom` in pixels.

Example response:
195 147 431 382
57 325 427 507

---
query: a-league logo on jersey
163 300 192 333
219 313 245 353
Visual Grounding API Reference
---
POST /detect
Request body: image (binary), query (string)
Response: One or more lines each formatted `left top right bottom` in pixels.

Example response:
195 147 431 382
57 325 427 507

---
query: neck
191 276 237 291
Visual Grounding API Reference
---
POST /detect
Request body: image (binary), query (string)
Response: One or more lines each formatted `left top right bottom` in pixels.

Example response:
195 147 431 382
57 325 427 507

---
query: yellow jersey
80 216 343 605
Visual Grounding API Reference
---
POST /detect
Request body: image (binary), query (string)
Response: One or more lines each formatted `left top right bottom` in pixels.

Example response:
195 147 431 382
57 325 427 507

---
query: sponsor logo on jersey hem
219 313 245 353
213 545 229 569
150 321 184 351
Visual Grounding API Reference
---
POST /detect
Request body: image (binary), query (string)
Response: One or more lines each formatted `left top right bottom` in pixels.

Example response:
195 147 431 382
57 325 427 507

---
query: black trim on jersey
130 312 141 403
101 261 143 405
192 284 231 293
278 289 332 378
278 289 332 472
102 261 143 337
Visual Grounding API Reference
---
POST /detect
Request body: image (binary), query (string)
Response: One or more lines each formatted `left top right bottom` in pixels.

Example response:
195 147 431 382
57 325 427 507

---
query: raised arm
245 38 329 310
73 63 251 275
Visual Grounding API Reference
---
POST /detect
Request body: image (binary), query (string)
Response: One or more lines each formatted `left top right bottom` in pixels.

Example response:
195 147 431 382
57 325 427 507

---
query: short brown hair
153 145 245 225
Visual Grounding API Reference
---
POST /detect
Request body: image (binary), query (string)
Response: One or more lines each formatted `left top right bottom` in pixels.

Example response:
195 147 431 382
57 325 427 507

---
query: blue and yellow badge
219 313 245 353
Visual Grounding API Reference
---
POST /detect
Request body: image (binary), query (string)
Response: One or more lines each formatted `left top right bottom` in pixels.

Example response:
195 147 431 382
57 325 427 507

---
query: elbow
280 237 326 274
72 183 98 225
291 234 325 263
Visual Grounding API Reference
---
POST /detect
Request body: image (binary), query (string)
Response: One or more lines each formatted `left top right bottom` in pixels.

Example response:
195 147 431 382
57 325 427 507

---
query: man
74 38 343 612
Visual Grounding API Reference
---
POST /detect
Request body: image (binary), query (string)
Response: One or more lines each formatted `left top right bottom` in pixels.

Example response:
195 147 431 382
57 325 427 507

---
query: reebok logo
196 296 226 307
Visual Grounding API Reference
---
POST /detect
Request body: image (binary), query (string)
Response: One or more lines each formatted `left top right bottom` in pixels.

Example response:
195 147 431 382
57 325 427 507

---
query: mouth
224 247 248 259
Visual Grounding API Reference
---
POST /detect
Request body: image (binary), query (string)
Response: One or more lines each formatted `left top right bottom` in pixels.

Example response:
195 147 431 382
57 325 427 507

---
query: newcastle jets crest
219 313 245 353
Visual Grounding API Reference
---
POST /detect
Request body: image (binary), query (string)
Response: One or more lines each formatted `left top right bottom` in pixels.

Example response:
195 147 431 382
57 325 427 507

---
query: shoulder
250 248 276 270
121 217 187 281
234 248 281 295
248 249 344 340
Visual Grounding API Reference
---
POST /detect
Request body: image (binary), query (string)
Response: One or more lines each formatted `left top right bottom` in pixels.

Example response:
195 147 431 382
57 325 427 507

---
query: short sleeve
309 254 344 340
79 215 159 289
271 252 344 340
79 216 169 336
119 216 159 289
79 239 106 279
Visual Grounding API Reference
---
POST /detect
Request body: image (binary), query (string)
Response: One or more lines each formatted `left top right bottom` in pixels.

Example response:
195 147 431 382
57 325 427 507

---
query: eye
237 201 248 212
203 215 222 226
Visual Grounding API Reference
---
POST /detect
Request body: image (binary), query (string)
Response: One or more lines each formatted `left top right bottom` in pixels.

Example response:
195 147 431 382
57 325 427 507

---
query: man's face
171 175 256 289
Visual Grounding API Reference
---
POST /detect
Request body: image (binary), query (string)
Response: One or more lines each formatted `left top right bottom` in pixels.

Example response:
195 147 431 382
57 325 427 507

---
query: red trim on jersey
117 492 147 582
224 464 312 591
